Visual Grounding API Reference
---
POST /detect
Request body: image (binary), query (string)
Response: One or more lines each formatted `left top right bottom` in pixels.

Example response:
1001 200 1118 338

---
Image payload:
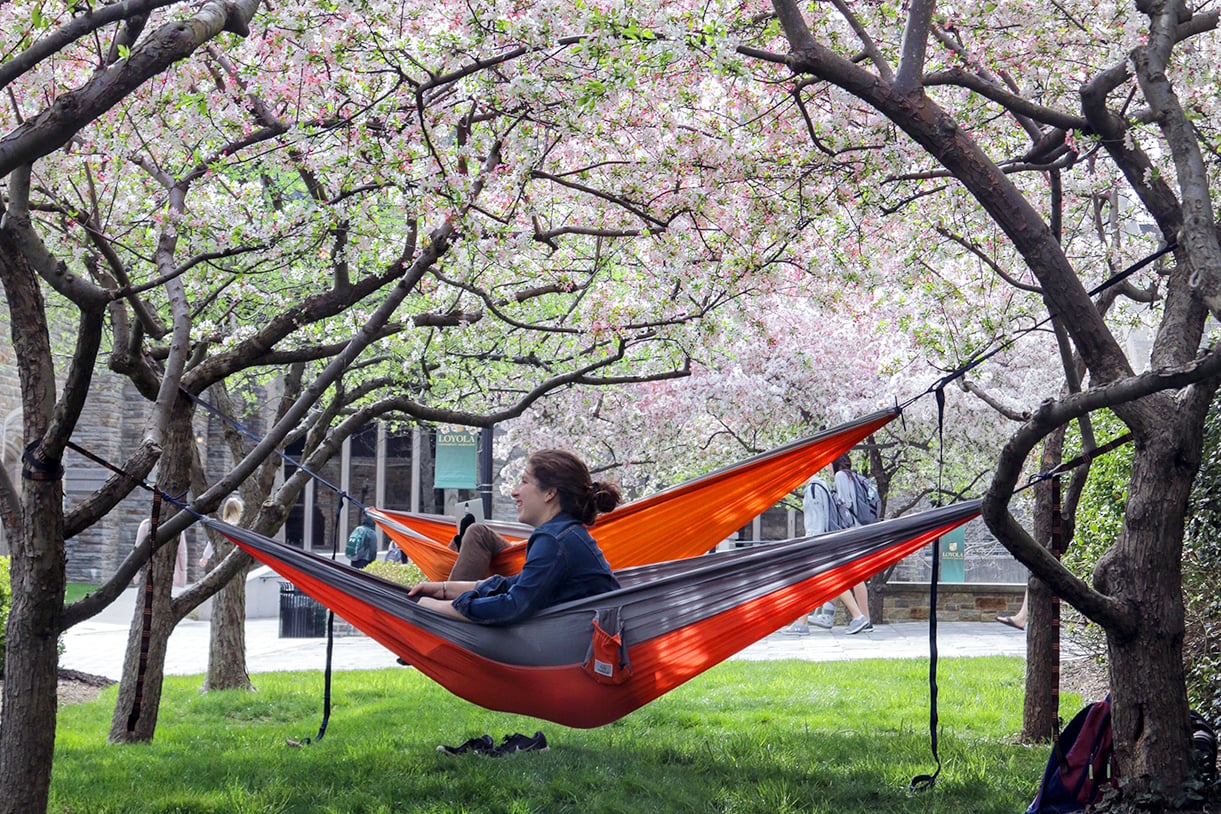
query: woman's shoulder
533 514 590 542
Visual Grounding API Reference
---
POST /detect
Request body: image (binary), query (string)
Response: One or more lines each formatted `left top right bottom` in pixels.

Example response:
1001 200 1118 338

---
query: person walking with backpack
346 511 379 569
833 454 875 634
781 467 871 634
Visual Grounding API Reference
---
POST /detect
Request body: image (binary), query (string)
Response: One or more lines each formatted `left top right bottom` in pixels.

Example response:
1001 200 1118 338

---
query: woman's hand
415 596 466 619
409 580 474 600
408 580 447 599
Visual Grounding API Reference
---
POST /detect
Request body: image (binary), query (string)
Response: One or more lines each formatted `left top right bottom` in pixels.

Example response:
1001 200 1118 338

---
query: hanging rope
899 242 1177 411
181 387 361 513
125 489 163 734
910 384 948 792
294 494 350 746
1023 433 1133 487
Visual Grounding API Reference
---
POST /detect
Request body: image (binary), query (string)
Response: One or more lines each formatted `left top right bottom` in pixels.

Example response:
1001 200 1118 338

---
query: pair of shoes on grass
437 731 548 756
846 614 873 635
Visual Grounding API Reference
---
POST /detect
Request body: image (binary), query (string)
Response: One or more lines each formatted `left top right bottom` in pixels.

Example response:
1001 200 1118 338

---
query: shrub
362 558 424 587
1185 399 1221 723
0 555 9 674
1061 412 1131 663
1063 403 1221 720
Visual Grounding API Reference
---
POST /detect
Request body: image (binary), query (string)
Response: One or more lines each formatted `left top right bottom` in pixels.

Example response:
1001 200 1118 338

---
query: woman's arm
408 580 477 600
415 596 468 619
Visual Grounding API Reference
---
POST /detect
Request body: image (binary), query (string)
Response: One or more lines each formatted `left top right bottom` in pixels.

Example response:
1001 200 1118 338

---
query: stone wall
875 581 1025 623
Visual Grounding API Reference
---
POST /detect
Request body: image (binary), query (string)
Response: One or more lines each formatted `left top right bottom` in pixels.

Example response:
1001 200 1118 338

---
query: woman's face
512 465 558 526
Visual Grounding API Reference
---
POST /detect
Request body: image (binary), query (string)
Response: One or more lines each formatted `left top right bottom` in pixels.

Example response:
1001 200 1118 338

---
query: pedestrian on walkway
782 467 870 635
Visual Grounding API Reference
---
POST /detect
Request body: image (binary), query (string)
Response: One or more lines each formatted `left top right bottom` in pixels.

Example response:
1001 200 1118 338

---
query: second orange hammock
371 408 899 580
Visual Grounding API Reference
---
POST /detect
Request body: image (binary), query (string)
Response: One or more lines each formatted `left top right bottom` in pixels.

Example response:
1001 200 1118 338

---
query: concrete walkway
61 589 1037 681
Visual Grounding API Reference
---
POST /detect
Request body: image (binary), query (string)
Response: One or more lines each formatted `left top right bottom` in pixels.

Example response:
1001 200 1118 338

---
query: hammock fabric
370 409 899 581
212 499 978 729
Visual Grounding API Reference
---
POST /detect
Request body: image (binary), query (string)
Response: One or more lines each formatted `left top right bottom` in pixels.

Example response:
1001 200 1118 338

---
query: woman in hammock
408 450 622 624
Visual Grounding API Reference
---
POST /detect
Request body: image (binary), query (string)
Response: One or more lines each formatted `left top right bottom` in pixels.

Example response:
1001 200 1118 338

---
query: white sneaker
846 615 872 635
808 611 833 629
782 622 810 635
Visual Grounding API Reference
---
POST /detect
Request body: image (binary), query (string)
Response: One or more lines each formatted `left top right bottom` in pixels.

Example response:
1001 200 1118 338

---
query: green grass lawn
51 656 1064 814
64 583 97 604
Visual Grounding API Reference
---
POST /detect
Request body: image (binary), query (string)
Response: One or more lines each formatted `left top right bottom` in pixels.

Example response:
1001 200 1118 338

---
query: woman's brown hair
527 449 622 525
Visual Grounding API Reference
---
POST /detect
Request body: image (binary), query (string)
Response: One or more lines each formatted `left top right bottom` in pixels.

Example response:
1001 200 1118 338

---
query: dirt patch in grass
0 669 116 714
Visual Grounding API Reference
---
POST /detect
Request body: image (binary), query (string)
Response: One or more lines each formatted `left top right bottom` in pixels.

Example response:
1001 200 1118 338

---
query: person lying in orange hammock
408 449 623 624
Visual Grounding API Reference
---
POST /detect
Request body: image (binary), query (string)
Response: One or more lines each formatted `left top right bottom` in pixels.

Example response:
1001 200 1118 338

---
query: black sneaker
492 731 549 755
436 734 494 755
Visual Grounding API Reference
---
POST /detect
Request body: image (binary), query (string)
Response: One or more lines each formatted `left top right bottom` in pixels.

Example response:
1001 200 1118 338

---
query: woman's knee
463 524 508 555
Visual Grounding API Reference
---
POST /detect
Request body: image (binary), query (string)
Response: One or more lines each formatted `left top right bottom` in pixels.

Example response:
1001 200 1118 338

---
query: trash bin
278 582 327 638
938 527 966 583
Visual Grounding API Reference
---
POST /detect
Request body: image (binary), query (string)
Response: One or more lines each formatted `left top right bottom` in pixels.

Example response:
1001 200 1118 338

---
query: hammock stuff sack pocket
583 607 632 685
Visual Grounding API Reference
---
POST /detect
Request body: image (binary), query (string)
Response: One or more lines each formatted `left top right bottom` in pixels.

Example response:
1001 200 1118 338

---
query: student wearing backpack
833 454 874 634
346 511 378 569
781 469 871 635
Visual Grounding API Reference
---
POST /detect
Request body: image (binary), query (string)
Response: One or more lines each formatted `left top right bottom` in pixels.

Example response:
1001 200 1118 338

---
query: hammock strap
1049 476 1063 717
299 491 350 745
182 387 361 511
126 489 163 734
898 242 1176 413
911 385 948 791
63 438 348 743
1023 432 1133 487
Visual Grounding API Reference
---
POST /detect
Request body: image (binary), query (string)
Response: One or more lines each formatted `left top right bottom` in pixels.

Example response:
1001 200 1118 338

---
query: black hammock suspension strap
63 440 197 734
182 388 361 512
294 493 350 747
66 434 352 747
898 241 1177 413
181 387 367 747
910 384 948 792
899 243 1171 788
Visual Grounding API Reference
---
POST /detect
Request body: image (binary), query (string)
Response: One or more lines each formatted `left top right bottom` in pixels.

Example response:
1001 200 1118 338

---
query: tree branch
0 0 264 178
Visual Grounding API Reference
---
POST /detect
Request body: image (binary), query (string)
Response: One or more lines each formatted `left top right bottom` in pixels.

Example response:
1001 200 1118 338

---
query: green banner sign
435 428 478 489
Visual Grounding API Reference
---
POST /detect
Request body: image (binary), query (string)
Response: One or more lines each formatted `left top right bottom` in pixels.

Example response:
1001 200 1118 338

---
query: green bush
1064 404 1221 722
0 555 10 674
1061 412 1132 662
361 558 424 587
1185 399 1221 722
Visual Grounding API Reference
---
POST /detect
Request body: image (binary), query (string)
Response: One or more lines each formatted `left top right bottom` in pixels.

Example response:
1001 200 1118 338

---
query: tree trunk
1021 430 1064 742
107 536 178 742
1022 574 1059 741
1099 433 1196 790
0 484 65 814
0 222 68 814
107 406 195 743
203 558 252 692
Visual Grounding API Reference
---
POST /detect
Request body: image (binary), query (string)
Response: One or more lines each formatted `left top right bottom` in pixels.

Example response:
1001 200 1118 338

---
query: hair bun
590 480 623 515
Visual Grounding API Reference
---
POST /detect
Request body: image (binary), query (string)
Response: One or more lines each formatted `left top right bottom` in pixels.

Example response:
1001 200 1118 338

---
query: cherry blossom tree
0 2 803 810
737 0 1221 799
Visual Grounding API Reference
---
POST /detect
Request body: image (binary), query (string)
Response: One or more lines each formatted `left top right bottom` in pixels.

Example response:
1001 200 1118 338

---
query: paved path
61 589 1038 681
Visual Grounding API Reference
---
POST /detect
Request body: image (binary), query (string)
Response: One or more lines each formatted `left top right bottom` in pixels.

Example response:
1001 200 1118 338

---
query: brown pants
448 523 510 581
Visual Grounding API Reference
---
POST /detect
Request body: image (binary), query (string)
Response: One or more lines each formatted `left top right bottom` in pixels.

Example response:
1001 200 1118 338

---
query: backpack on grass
1193 709 1217 785
1026 696 1116 814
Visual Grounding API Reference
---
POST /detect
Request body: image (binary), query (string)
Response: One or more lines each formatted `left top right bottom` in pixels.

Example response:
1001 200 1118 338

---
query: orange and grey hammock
209 499 978 729
369 408 900 581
